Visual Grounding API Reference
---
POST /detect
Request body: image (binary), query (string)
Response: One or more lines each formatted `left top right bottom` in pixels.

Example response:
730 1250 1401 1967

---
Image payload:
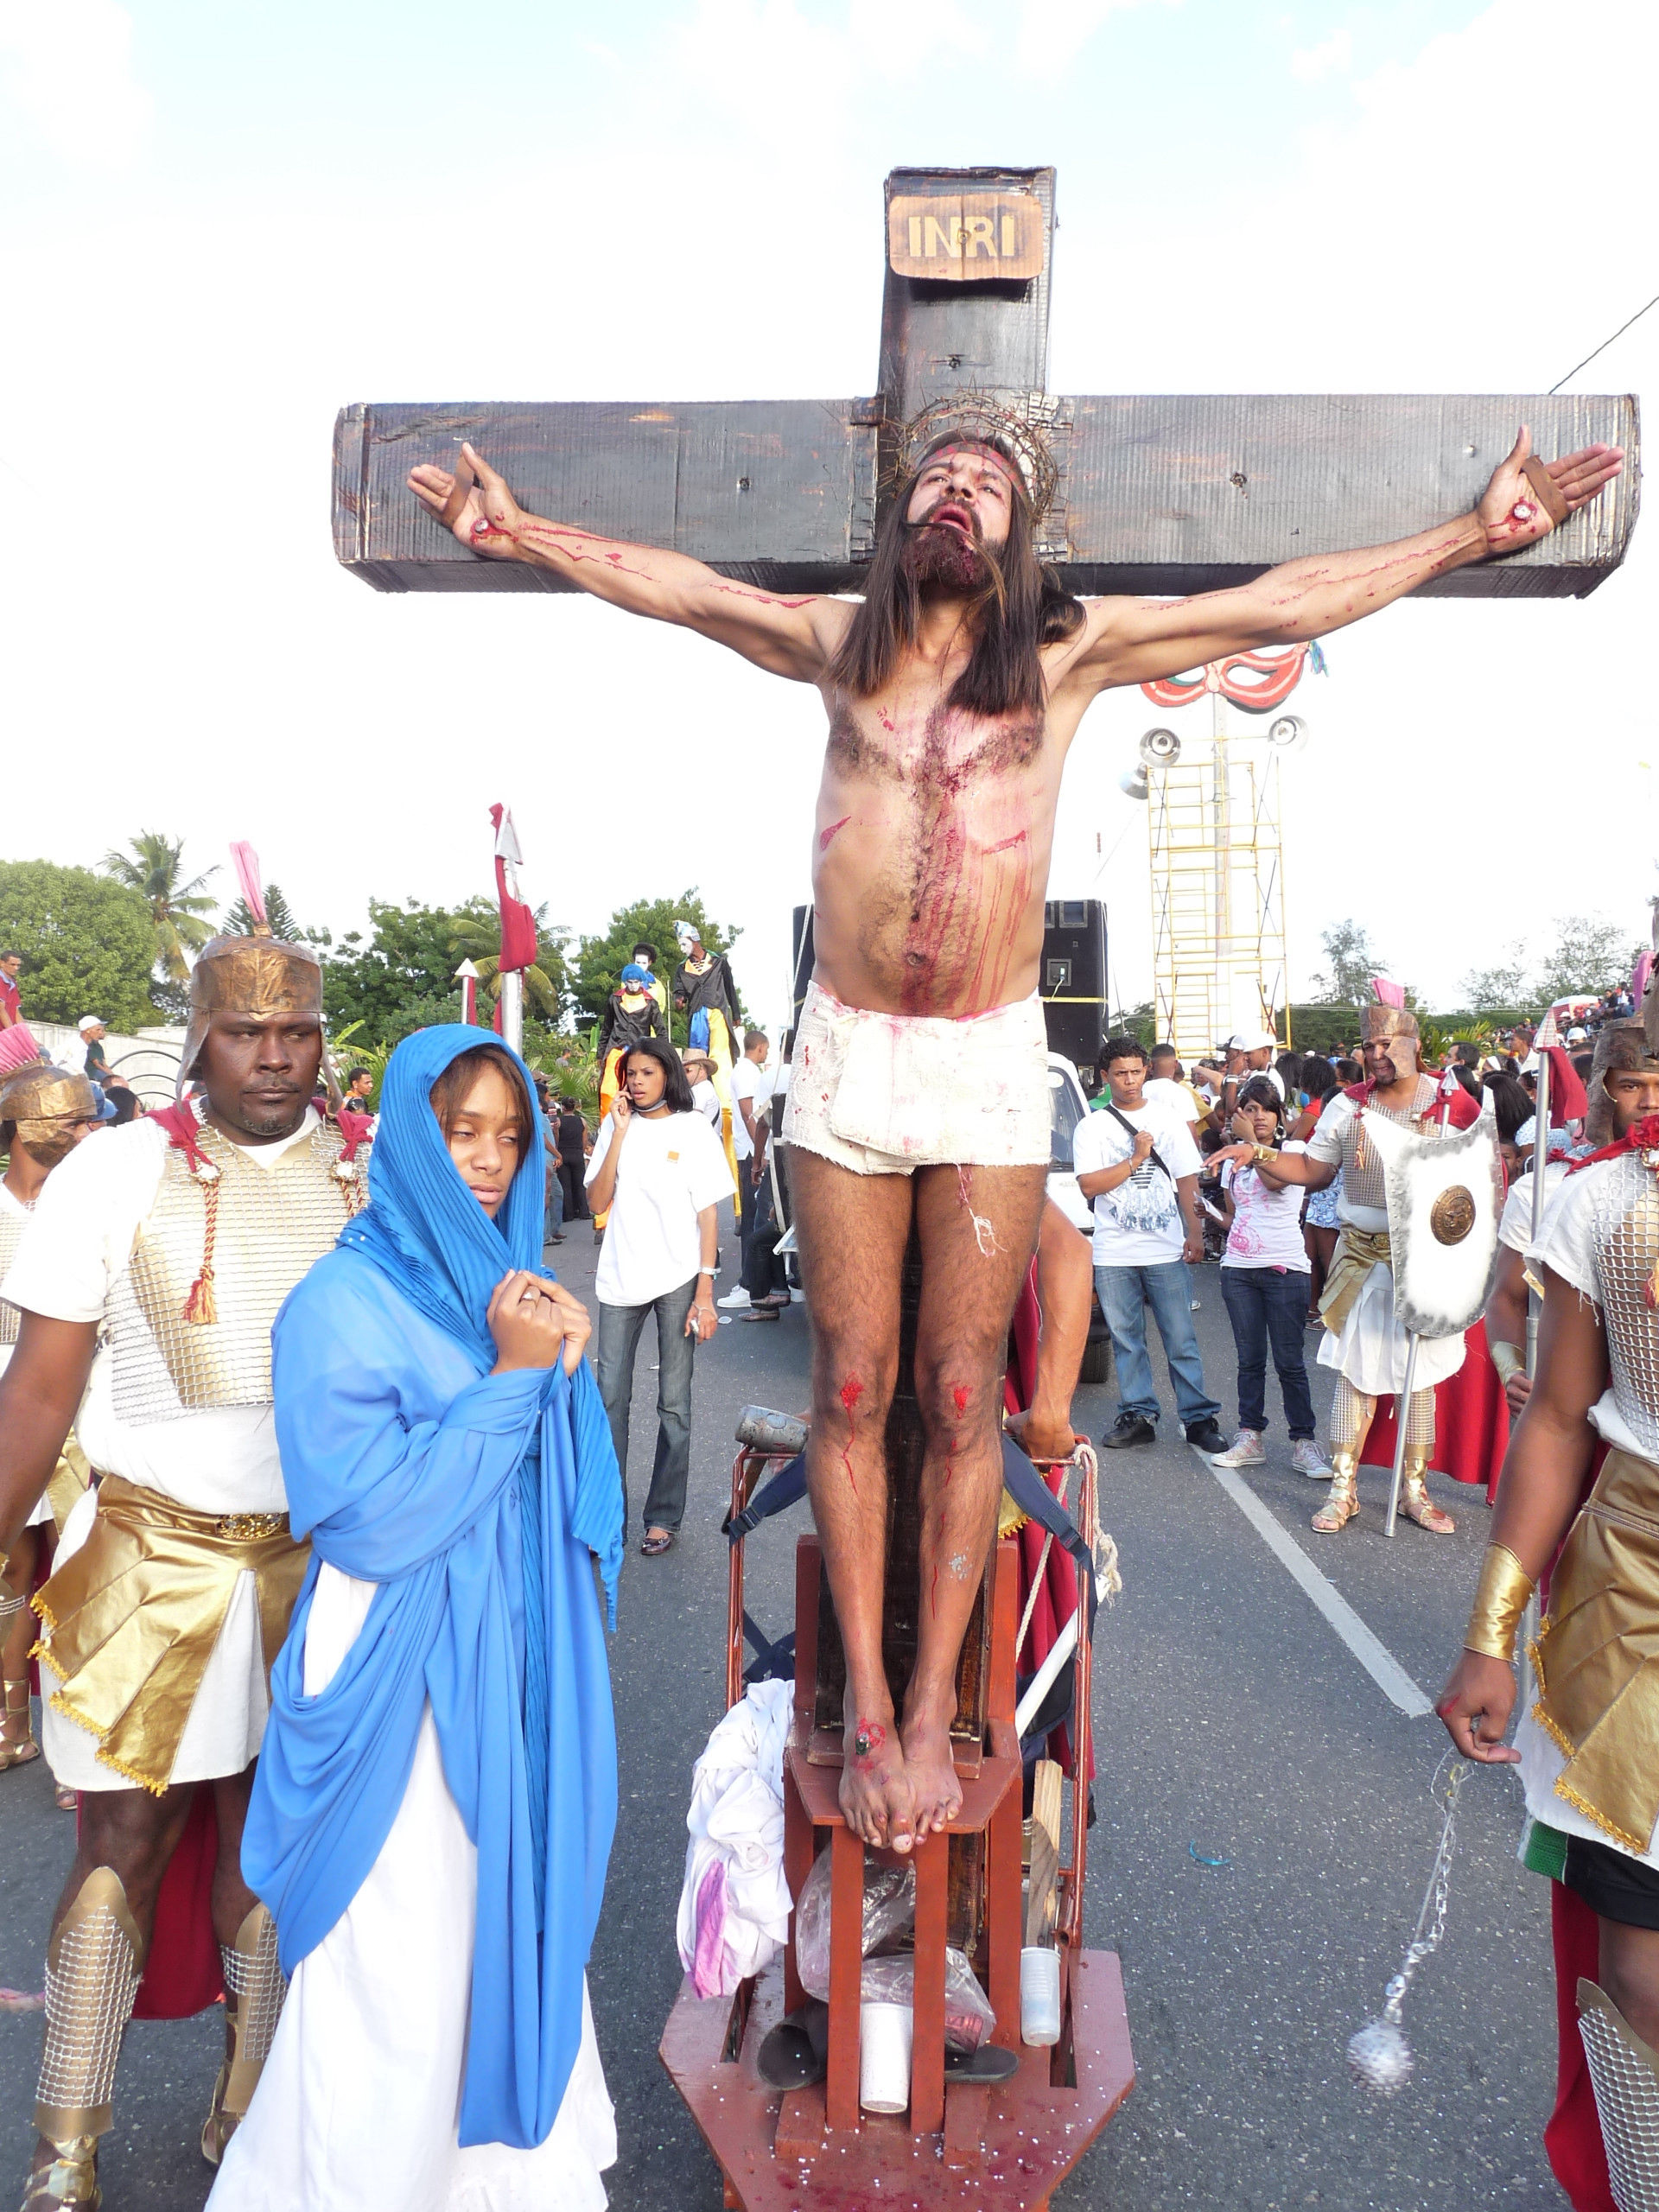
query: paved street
1 1236 1564 2209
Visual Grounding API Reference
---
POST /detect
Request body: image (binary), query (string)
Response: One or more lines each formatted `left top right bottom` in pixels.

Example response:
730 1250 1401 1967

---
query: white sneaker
716 1287 752 1311
1292 1440 1332 1479
790 1287 805 1304
1211 1430 1266 1468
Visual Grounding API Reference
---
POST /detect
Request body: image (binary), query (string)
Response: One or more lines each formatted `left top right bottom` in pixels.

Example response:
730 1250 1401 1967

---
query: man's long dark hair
827 437 1084 720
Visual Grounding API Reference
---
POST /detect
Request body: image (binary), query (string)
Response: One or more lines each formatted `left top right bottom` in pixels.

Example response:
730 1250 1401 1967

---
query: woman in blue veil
211 1029 623 2212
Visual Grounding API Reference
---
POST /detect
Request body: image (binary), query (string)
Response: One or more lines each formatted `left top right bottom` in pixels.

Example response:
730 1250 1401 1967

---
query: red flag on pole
489 804 538 974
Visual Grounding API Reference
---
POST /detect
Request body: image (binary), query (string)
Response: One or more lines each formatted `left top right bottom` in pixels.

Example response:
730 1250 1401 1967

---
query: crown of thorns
881 391 1060 526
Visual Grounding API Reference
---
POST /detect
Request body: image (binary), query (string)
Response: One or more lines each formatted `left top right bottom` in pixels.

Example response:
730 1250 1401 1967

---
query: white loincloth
1315 1260 1466 1396
208 1560 616 2212
782 980 1049 1175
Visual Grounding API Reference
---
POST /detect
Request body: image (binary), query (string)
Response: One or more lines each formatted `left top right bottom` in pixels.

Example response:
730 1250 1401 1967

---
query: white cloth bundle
676 1679 794 1999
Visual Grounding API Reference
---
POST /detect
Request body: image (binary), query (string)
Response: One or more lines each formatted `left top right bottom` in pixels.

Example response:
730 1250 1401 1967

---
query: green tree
1461 943 1532 1014
1308 918 1389 1009
223 881 300 941
0 861 161 1030
572 893 740 1036
1533 913 1641 1004
100 832 219 983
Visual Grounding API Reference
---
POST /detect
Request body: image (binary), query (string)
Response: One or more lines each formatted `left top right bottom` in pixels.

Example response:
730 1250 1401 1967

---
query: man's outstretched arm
1059 426 1624 694
408 444 850 683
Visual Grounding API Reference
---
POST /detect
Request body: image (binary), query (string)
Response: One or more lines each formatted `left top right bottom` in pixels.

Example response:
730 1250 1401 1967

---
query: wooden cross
332 163 1637 601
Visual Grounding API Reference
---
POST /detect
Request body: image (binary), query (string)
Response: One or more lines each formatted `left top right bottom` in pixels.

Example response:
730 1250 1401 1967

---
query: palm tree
101 832 220 984
224 882 299 941
449 913 567 1025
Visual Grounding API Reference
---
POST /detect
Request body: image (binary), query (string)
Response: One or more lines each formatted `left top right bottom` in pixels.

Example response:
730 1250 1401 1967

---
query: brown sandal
639 1529 676 1556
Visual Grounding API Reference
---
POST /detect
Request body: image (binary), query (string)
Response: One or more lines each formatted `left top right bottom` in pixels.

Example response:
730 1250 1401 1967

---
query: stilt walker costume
672 922 743 1197
593 967 665 1232
1473 1015 1659 2212
1303 992 1480 1534
0 900 367 2207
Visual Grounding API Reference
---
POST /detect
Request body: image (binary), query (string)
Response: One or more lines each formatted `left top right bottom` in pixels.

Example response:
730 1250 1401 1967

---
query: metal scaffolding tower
1132 649 1312 1067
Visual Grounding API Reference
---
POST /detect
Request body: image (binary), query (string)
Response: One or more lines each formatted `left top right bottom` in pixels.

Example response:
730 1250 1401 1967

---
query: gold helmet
0 1065 99 1166
178 931 338 1107
1361 1001 1421 1079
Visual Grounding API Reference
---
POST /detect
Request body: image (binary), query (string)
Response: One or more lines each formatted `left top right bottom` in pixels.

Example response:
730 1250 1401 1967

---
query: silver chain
1380 1754 1465 2026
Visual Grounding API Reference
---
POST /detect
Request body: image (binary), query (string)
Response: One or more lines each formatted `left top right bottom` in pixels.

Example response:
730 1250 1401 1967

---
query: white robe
207 1563 616 2212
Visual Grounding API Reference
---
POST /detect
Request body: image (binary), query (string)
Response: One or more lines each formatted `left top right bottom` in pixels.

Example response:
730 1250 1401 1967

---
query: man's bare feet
899 1695 963 1840
1005 1406 1077 1462
838 1711 915 1853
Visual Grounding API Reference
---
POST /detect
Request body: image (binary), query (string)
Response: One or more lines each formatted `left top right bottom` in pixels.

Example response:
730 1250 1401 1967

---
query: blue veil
245 1026 623 2149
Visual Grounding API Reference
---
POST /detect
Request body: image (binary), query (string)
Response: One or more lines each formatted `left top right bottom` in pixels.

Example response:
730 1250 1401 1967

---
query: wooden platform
660 1949 1135 2212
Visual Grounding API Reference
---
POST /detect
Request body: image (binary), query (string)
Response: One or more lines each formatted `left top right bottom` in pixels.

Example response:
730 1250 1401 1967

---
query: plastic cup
1020 1945 1061 2046
859 2000 914 2113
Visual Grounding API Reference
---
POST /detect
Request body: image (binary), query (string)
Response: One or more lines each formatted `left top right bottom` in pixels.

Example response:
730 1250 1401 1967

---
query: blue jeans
595 1278 698 1533
1096 1261 1220 1429
1218 1266 1316 1439
544 1176 564 1242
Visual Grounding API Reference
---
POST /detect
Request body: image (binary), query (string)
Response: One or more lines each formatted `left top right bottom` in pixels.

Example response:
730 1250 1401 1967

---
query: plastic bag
794 1851 915 2000
792 1853 996 2053
861 1948 995 2054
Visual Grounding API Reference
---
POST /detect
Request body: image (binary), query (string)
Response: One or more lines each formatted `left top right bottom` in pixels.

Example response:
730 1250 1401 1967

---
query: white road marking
1193 1448 1433 1718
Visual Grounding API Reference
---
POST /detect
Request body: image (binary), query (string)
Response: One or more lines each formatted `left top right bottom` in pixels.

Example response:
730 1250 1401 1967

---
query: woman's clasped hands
487 1269 593 1377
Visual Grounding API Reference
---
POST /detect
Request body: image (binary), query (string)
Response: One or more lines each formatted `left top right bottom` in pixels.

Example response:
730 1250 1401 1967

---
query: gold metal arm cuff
1463 1543 1535 1662
1253 1145 1280 1164
1490 1340 1527 1389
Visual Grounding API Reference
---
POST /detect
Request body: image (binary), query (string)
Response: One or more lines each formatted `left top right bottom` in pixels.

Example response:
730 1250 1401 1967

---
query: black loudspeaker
1041 899 1108 1073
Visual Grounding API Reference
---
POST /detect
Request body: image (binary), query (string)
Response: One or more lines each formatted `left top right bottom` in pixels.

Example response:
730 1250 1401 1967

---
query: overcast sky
2 0 1653 1035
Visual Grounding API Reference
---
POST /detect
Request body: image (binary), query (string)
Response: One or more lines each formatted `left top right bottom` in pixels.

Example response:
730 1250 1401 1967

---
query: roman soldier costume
1463 1014 1659 2212
0 1068 99 1776
1303 995 1480 1535
3 915 366 2208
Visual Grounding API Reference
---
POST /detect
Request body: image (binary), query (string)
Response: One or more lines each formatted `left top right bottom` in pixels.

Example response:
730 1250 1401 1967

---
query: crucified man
411 423 1621 1852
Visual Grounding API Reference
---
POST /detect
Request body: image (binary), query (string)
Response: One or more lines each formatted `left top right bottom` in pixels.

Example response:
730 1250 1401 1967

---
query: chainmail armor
35 1870 142 2142
219 1904 286 2112
1579 1982 1659 2212
1338 1077 1449 1216
107 1108 364 1426
0 1199 27 1348
1587 1151 1659 1465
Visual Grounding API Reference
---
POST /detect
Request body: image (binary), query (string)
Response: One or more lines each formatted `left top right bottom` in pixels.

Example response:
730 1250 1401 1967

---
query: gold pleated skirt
1532 1446 1659 1855
32 1476 308 1796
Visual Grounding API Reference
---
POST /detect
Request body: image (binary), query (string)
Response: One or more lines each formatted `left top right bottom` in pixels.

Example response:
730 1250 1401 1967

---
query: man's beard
232 1090 309 1137
902 518 992 595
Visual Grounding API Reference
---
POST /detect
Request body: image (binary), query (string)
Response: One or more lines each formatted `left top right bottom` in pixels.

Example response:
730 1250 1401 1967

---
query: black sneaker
1185 1418 1229 1456
1101 1414 1156 1450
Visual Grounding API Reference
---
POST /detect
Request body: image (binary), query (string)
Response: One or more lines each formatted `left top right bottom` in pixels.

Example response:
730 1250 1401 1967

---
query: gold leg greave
1312 1452 1361 1534
34 1868 142 2149
1398 1446 1456 1535
200 1904 285 2166
1577 1978 1659 2212
1402 1385 1437 1452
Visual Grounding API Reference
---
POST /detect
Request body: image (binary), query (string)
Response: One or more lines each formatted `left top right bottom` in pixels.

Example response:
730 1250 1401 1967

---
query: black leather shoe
1102 1414 1156 1449
1185 1419 1229 1455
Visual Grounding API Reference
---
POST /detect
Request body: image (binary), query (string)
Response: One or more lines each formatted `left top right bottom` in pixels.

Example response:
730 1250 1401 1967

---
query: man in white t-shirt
1142 1042 1207 1133
0 918 371 2204
1072 1034 1227 1454
719 1028 771 1311
1438 1014 1659 2190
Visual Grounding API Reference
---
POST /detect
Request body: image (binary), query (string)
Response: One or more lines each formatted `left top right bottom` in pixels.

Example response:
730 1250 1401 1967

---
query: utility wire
1549 289 1659 394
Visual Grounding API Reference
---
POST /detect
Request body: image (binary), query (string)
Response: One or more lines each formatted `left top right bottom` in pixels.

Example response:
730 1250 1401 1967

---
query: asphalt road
0 1236 1564 2210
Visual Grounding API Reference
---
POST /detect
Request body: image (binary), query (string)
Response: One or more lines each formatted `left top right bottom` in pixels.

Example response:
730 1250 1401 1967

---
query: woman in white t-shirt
584 1040 734 1555
1210 1078 1330 1478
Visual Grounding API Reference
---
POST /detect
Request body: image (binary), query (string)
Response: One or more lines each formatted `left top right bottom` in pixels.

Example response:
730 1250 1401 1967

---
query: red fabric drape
1358 1320 1510 1498
1546 1881 1617 2212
